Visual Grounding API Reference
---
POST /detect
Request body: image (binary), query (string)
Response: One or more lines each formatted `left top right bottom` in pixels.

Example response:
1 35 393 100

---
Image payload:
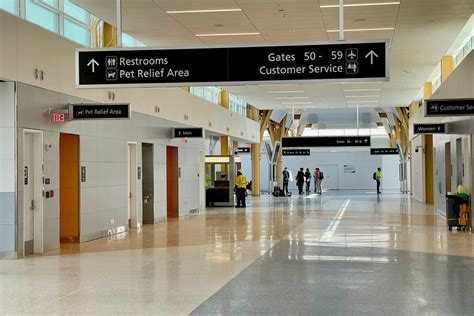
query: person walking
305 168 312 193
314 168 324 194
282 167 290 195
296 168 305 195
374 167 382 194
235 170 248 207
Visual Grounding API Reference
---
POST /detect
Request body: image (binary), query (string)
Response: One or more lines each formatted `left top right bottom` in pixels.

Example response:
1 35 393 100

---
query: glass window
64 18 90 46
39 0 58 8
0 0 18 15
122 33 135 47
26 0 59 32
64 0 88 23
122 32 145 47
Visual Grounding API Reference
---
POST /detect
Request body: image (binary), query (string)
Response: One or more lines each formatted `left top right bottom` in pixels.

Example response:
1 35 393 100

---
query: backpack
373 172 376 180
320 172 324 180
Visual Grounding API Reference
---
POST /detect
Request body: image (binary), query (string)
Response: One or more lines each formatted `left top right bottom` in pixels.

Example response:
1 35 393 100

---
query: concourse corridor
1 191 474 315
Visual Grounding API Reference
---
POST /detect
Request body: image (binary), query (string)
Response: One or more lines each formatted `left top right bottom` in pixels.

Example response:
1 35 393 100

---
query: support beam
260 110 272 140
425 135 434 204
441 55 454 83
248 107 273 197
423 82 432 100
103 22 117 47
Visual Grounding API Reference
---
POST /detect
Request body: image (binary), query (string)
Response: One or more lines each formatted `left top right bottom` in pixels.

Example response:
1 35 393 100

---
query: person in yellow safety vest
205 173 211 188
235 170 248 208
375 168 382 194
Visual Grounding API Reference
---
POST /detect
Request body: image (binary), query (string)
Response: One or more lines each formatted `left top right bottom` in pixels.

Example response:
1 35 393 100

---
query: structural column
441 55 454 83
249 108 272 196
268 115 288 188
423 82 434 204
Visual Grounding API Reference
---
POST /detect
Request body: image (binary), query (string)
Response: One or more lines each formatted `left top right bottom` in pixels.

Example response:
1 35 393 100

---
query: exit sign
51 113 66 123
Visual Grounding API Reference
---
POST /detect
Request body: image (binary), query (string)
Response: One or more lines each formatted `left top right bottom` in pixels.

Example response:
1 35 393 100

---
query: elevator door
24 133 35 255
60 133 80 243
167 146 179 218
128 143 138 228
142 144 154 224
23 130 43 255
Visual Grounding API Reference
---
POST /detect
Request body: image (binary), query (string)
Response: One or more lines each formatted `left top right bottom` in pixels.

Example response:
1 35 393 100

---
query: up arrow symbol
365 50 379 65
87 59 99 73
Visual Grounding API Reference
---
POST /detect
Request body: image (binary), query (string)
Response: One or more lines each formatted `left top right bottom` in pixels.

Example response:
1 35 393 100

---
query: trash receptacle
446 194 458 230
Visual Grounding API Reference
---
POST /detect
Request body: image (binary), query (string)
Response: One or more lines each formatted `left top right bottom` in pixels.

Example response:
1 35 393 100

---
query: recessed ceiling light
281 101 313 105
327 27 394 33
268 90 305 94
167 8 242 14
275 96 310 100
347 100 379 103
320 2 400 8
345 95 380 98
343 88 382 92
195 32 260 37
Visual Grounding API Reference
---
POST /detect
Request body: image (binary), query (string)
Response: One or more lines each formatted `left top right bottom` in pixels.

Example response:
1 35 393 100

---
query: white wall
419 50 474 212
240 137 401 192
0 82 16 258
0 10 259 143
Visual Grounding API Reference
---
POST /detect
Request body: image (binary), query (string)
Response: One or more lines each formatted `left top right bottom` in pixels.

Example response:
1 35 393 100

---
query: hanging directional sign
236 147 251 154
414 123 446 134
68 103 130 120
425 99 474 117
370 148 399 155
76 41 389 88
282 149 311 156
282 136 371 148
173 128 203 138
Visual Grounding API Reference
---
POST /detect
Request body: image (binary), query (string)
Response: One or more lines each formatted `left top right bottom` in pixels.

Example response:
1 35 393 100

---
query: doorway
166 146 179 218
128 143 138 228
445 142 452 193
142 143 154 224
59 133 80 243
23 130 44 256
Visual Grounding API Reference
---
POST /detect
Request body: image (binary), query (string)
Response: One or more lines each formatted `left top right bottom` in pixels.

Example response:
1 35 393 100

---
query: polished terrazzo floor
1 190 473 315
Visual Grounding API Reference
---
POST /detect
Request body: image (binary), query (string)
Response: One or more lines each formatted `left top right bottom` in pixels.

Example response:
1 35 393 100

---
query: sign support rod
116 0 122 47
339 0 344 41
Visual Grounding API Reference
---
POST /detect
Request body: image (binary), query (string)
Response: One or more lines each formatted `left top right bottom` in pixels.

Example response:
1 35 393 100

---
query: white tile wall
10 83 205 254
0 128 15 160
98 138 127 163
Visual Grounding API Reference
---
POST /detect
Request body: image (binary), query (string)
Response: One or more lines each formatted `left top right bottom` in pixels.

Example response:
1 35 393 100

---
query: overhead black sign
76 41 389 87
236 147 251 154
282 136 371 148
173 128 203 138
283 149 311 156
370 148 399 155
68 103 130 120
414 123 446 134
425 99 474 117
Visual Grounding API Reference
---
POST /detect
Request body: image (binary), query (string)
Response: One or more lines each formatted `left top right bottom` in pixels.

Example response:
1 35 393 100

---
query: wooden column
249 109 272 196
267 115 288 187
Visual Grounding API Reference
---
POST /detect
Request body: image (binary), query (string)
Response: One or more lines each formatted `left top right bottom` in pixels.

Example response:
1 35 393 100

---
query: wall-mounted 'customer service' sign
76 41 388 88
68 103 130 120
425 99 474 117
